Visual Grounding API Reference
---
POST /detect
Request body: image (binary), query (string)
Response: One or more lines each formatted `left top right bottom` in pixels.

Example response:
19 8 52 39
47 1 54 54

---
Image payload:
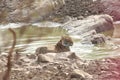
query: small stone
71 69 93 79
20 57 30 63
37 54 54 63
67 52 80 59
26 54 36 59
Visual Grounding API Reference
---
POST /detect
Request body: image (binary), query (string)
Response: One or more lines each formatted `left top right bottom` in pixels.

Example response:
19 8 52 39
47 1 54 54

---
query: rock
49 0 103 21
54 52 78 60
37 54 55 63
13 51 21 61
101 0 120 21
26 54 36 59
90 32 106 45
62 14 114 36
20 57 30 63
0 0 65 22
113 21 120 38
67 52 80 60
31 77 40 80
45 53 56 58
71 69 93 79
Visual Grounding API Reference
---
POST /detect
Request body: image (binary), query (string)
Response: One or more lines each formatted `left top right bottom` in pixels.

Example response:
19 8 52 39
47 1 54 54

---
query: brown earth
0 51 120 80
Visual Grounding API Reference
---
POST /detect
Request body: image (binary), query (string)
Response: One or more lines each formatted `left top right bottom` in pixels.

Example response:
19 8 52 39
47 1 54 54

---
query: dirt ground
0 51 120 80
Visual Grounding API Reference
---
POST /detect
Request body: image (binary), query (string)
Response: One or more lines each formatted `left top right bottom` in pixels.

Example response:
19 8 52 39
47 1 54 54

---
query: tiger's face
61 36 73 47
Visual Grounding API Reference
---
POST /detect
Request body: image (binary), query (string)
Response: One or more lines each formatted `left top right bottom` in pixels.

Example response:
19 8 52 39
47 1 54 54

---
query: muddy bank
0 51 120 80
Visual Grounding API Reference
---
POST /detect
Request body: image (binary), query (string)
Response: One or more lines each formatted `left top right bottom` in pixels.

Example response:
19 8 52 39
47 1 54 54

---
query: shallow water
0 22 118 60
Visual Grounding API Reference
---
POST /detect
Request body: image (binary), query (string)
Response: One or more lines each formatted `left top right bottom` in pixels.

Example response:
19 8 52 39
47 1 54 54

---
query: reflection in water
0 24 117 60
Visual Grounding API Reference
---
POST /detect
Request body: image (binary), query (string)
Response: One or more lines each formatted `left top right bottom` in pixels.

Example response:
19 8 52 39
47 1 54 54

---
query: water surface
0 22 118 60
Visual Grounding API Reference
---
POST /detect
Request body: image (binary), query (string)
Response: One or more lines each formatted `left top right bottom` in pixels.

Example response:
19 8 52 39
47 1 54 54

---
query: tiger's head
55 35 73 52
61 36 73 47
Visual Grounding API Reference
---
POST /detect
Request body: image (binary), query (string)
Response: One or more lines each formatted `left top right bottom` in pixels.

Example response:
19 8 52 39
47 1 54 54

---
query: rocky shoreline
0 51 120 80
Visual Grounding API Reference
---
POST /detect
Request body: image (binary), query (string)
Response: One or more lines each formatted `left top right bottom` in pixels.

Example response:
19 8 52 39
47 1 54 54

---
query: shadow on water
0 23 116 60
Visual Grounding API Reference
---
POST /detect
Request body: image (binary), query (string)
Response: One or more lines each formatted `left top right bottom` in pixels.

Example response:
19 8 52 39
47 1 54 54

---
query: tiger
35 35 73 55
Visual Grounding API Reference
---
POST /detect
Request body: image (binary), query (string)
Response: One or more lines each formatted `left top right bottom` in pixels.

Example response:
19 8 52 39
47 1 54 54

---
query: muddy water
0 22 117 60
